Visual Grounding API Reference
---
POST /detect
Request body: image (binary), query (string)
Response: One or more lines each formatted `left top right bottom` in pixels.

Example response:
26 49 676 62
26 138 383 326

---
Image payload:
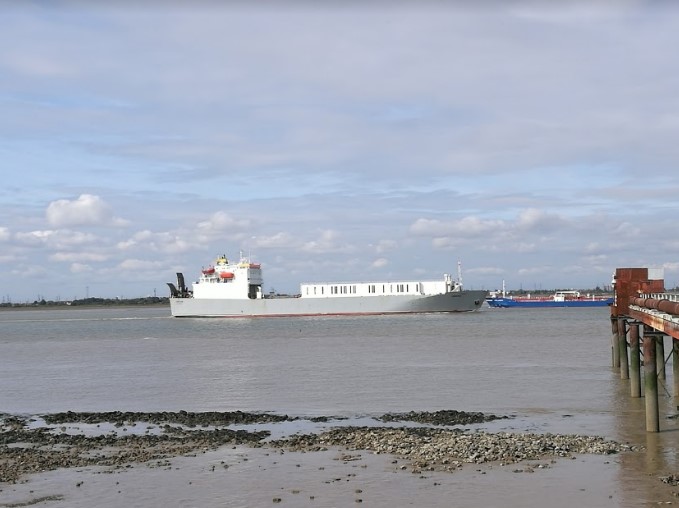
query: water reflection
612 365 679 505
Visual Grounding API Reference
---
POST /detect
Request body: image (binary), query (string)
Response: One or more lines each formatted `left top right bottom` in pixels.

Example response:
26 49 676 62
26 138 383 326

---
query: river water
1 305 678 507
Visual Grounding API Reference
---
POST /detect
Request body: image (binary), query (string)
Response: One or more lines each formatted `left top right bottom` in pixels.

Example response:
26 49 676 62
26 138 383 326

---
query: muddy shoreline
1 410 636 486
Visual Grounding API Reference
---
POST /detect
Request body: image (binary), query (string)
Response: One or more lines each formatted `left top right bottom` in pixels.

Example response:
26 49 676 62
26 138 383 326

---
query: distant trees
0 297 169 308
69 296 169 306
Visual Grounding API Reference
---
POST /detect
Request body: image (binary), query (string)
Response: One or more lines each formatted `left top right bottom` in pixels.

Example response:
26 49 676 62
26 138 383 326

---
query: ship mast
457 260 463 288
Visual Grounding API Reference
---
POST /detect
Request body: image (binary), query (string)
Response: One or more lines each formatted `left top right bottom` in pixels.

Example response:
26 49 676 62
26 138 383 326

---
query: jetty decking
610 267 679 432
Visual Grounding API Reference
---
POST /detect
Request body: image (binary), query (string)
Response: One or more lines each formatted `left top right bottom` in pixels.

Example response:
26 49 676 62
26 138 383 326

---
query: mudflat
4 410 669 508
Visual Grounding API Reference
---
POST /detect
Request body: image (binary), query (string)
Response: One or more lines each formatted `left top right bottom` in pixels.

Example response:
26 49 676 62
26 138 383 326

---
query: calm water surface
1 305 678 507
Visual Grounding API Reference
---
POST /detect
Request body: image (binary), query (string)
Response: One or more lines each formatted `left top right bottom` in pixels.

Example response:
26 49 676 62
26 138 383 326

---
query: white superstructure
191 254 264 300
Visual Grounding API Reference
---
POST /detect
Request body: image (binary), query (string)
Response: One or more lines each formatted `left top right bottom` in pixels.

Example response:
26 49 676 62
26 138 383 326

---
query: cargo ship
167 253 487 317
486 282 613 308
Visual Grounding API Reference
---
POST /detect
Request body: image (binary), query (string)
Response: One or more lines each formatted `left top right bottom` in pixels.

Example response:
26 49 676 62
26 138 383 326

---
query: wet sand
1 442 676 508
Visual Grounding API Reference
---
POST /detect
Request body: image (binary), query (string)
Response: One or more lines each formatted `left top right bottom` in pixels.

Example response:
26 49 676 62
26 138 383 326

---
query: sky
1 1 679 302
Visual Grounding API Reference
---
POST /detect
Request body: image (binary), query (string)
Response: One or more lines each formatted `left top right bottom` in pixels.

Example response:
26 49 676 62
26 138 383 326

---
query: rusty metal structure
627 296 679 339
610 267 679 432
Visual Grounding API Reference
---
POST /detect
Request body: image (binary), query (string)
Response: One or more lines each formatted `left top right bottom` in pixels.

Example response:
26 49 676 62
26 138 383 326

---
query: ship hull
486 297 613 308
170 290 487 317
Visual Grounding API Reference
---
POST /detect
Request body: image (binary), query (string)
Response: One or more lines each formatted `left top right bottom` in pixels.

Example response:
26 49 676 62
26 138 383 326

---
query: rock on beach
268 426 629 473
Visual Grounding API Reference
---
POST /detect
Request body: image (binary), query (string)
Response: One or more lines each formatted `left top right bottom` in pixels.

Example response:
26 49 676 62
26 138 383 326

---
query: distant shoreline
0 303 169 311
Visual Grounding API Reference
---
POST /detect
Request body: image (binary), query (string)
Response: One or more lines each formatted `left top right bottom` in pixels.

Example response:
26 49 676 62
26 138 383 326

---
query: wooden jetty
610 267 679 432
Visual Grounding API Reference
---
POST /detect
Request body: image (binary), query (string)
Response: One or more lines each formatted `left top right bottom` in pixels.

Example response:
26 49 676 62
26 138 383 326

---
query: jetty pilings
629 322 641 398
643 329 660 432
611 317 620 368
618 318 629 380
656 334 666 381
610 267 678 432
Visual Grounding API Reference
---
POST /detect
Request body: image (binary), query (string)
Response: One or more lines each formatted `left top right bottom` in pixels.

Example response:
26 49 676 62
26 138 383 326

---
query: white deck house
300 274 460 298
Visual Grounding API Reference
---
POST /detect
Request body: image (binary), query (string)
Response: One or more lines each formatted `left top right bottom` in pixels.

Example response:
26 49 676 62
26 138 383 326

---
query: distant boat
167 253 487 318
486 287 613 308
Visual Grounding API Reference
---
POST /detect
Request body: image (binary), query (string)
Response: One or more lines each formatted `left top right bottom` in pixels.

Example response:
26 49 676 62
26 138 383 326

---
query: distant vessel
167 253 487 318
486 282 613 308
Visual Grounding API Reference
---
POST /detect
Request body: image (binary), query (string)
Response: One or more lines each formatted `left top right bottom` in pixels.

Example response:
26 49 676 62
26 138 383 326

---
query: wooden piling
629 323 641 398
643 329 660 432
611 317 620 368
618 318 629 380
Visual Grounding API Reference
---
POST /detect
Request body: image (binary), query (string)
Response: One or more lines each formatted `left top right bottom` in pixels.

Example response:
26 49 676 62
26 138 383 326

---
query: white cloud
301 230 353 254
51 252 109 263
582 254 609 264
612 221 642 237
15 229 97 249
197 212 251 233
373 240 397 254
118 259 164 271
14 230 56 247
518 266 551 276
0 227 10 242
456 216 506 236
583 242 602 254
46 194 128 228
410 216 506 237
117 230 191 253
252 232 295 249
510 242 538 254
467 266 504 276
70 263 93 273
516 208 564 234
431 237 457 249
410 218 444 236
663 262 679 273
372 257 388 269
